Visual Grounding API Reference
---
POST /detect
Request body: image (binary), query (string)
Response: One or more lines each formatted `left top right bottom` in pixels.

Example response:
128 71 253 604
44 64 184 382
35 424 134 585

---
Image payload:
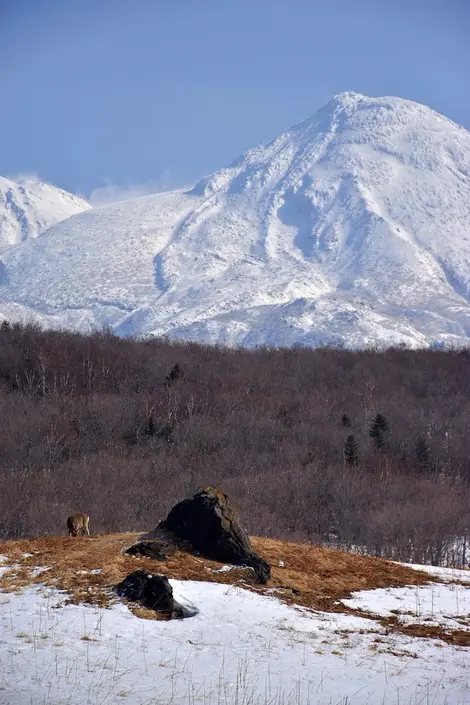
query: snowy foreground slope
0 564 469 705
0 176 89 252
1 92 470 347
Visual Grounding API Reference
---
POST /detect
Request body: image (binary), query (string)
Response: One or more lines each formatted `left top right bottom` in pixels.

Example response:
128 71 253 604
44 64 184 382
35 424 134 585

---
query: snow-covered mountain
1 91 470 348
0 176 89 252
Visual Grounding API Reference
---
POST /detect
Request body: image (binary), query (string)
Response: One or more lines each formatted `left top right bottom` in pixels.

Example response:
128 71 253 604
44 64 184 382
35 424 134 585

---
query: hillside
0 176 90 253
0 533 469 704
1 92 470 347
0 324 469 568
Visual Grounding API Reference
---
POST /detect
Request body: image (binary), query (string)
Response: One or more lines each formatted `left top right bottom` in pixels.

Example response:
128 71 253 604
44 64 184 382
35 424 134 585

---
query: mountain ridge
1 92 470 348
0 175 90 252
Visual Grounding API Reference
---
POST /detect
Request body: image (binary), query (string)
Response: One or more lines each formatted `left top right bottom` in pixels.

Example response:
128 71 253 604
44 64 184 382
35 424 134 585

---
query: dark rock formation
156 486 271 584
115 570 198 618
124 540 176 561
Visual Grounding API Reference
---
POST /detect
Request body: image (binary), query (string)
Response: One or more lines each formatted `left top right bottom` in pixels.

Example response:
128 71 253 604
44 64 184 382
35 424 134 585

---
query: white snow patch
0 561 16 579
399 563 470 583
31 566 51 577
343 582 470 632
0 579 469 704
211 564 238 573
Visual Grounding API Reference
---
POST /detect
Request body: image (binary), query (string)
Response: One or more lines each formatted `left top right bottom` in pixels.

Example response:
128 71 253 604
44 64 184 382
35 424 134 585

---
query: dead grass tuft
129 606 172 621
380 615 470 646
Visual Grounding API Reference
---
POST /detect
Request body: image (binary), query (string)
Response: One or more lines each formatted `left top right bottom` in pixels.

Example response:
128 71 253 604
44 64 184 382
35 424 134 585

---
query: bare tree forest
0 322 469 567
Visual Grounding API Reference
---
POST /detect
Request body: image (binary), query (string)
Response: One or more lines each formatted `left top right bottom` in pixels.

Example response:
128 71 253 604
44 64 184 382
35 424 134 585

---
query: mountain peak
328 90 369 107
0 176 90 251
1 94 470 349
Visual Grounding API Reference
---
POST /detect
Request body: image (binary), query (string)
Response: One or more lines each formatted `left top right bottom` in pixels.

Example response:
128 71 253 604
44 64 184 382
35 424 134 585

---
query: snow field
343 581 470 632
0 576 469 705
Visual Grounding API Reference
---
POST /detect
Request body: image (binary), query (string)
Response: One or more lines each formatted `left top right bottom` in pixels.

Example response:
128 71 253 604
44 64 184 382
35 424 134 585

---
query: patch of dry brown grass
251 537 432 611
381 616 470 646
1 531 467 644
0 531 430 607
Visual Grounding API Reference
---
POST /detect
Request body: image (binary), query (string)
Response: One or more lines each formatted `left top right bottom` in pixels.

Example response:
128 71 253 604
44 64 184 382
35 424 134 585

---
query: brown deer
67 513 90 537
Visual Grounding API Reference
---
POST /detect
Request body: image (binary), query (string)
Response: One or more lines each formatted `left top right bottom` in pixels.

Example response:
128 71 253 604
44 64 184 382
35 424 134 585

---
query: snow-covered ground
343 582 470 632
399 563 470 583
1 570 469 704
1 92 470 348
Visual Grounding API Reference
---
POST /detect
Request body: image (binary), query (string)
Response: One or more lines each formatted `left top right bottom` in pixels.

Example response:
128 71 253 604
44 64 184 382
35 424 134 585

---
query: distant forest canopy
0 321 469 567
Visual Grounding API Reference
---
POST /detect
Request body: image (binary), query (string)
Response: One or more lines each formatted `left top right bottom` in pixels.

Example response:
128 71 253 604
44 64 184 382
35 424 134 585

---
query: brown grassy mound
0 531 429 608
1 531 468 644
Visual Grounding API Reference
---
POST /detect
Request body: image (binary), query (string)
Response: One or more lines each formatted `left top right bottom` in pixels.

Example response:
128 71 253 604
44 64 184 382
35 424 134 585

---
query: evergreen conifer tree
369 414 389 451
344 434 359 466
143 414 157 437
416 437 431 471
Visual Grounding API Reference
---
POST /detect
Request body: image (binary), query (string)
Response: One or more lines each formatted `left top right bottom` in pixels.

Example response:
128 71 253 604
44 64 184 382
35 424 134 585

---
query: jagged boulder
156 486 271 584
124 540 176 561
115 570 197 618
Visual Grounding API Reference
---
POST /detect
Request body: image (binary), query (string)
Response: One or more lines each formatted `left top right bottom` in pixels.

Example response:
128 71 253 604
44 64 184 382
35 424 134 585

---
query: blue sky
1 0 469 201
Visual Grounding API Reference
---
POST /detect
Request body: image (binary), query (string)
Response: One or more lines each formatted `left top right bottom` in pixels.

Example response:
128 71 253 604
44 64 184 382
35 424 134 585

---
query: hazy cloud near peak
88 168 193 206
3 169 195 206
4 172 90 202
6 171 45 184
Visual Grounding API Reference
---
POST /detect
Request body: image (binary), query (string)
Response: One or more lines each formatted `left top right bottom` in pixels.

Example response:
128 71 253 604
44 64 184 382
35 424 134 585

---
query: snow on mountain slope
0 176 90 251
1 92 470 348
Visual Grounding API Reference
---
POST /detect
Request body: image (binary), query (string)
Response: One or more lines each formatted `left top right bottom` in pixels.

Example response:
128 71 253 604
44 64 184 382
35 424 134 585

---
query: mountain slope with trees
0 322 468 567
